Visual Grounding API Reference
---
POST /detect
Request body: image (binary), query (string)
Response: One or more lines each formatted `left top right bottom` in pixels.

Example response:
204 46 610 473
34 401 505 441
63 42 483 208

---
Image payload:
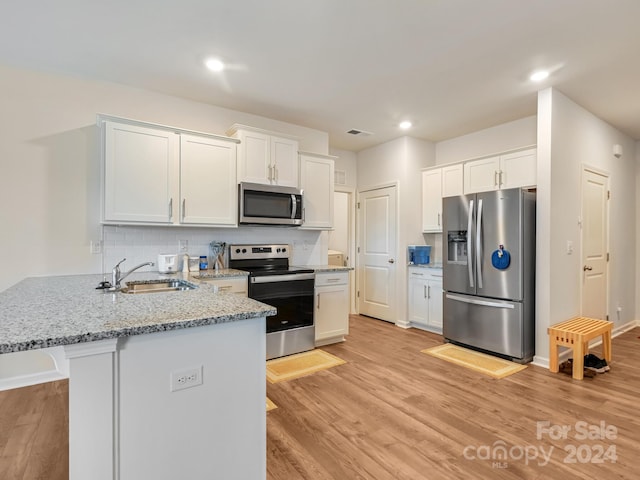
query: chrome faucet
112 258 155 289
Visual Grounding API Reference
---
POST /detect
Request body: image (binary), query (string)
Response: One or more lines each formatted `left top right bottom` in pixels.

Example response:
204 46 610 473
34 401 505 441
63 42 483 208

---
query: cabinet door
237 130 271 184
500 148 536 189
408 272 429 326
299 154 334 229
442 164 463 197
315 284 349 343
422 169 442 232
180 134 237 226
271 136 299 187
104 121 178 223
427 278 443 332
463 156 500 194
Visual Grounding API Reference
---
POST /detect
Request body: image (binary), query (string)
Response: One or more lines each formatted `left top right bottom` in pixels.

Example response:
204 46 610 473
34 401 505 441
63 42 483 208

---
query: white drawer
200 276 248 295
315 271 348 287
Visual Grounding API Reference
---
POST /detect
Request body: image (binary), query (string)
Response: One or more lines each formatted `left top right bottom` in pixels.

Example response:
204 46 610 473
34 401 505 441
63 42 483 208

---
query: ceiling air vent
346 128 373 136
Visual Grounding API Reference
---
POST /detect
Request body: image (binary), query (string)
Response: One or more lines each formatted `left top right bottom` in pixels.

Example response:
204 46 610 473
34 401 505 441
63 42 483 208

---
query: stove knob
242 248 247 253
276 248 281 253
235 248 241 254
282 247 287 253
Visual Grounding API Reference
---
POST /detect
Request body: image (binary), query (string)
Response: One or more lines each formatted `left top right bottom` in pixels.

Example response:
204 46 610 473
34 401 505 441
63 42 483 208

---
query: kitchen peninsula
0 272 275 480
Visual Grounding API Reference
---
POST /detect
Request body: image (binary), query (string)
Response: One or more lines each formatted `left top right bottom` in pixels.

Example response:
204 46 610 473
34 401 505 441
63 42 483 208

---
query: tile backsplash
101 225 327 275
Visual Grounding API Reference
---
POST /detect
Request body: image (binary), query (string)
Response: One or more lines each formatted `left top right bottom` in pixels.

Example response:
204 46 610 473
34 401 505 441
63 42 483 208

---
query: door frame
356 181 399 320
334 185 357 314
579 164 610 320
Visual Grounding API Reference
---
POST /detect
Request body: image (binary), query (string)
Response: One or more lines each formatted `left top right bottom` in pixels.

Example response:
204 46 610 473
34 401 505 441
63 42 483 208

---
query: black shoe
584 353 609 373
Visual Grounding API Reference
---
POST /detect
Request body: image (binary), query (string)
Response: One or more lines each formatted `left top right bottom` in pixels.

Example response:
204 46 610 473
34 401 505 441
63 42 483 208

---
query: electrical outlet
178 239 189 253
90 240 102 254
170 365 203 392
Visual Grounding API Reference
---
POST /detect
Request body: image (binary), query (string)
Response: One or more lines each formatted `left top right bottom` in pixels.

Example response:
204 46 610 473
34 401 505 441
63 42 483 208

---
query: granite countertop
302 265 354 273
0 272 275 354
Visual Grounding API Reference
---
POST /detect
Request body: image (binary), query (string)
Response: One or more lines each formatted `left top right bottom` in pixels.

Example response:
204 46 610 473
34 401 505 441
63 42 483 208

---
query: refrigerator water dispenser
447 231 467 264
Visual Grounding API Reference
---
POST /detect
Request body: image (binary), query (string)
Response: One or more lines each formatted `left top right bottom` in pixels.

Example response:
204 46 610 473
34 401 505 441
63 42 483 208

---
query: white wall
435 116 537 165
535 88 637 365
0 64 329 292
357 136 435 324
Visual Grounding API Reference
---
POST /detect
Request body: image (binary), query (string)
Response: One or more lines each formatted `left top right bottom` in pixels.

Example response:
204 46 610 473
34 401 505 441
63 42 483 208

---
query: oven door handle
251 273 316 283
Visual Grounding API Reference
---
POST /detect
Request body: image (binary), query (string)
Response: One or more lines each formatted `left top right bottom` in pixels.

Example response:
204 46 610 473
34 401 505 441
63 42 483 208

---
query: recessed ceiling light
530 70 549 82
205 58 225 72
399 121 412 129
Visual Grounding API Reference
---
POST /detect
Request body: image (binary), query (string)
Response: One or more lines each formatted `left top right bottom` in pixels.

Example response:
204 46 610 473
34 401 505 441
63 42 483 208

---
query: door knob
583 265 593 271
388 259 395 264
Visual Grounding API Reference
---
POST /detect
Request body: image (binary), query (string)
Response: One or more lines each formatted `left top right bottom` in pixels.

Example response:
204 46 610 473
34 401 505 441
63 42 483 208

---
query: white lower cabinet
407 267 443 333
315 271 349 346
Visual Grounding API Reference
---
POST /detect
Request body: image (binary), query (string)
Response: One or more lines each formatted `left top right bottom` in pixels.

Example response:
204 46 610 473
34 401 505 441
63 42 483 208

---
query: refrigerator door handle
446 293 515 309
467 199 475 288
476 198 483 289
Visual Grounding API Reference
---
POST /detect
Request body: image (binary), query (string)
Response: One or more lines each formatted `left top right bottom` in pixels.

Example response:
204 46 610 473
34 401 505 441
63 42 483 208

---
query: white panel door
358 186 397 322
104 122 178 223
581 168 609 320
180 134 237 226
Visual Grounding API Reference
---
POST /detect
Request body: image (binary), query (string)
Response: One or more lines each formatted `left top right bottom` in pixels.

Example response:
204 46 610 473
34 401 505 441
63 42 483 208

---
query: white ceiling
1 0 639 151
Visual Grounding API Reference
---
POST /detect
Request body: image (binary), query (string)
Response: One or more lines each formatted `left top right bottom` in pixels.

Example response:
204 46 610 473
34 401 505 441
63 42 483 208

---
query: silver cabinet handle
317 293 320 309
169 198 173 220
326 278 340 283
219 285 233 291
499 170 504 187
182 199 186 220
428 285 431 299
268 164 273 182
438 212 441 226
388 259 395 264
424 285 427 299
411 272 424 276
274 165 278 183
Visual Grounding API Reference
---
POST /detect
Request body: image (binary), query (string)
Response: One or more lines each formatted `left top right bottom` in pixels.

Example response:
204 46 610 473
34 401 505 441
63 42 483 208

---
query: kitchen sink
120 279 197 294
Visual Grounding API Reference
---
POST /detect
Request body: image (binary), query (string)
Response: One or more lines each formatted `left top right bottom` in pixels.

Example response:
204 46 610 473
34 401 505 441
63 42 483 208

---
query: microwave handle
291 194 298 219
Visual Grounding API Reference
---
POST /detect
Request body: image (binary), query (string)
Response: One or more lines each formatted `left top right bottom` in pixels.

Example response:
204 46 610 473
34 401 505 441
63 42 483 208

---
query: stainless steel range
228 244 315 360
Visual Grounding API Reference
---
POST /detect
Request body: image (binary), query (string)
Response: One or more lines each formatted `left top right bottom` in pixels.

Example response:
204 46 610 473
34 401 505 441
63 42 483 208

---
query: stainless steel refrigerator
442 188 535 363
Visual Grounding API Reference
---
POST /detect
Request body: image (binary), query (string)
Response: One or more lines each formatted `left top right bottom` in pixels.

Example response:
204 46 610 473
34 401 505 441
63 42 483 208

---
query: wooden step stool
548 317 612 380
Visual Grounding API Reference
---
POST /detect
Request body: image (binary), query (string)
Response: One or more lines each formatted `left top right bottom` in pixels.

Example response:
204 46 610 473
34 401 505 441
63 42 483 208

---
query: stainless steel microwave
239 182 304 226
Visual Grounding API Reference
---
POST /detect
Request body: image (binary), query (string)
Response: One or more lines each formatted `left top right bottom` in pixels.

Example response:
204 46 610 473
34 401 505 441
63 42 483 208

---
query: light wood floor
267 315 640 479
2 315 639 479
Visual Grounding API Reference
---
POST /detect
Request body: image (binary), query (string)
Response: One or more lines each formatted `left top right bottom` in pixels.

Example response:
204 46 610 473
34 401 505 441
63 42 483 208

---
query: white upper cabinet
464 148 536 194
104 121 178 224
179 134 237 226
441 164 464 198
299 152 335 230
102 118 238 227
229 125 299 187
422 169 442 233
499 149 537 189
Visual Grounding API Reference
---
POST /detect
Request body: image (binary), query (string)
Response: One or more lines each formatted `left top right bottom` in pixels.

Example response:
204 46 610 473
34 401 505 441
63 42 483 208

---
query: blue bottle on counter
199 255 208 270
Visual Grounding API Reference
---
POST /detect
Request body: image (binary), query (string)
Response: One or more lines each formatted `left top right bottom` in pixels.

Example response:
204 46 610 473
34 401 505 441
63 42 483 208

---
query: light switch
566 241 573 255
